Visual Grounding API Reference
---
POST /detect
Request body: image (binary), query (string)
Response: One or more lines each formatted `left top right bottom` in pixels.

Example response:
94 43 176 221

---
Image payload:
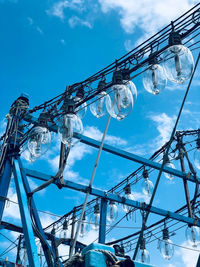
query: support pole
13 158 40 267
0 159 12 222
98 198 107 244
17 158 56 267
69 209 76 257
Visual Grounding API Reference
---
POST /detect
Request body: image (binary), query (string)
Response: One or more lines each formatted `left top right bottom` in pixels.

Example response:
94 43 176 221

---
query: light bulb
74 86 87 119
158 228 174 260
19 241 27 266
80 213 88 238
164 160 175 180
163 45 194 84
143 64 167 95
27 126 51 158
58 113 83 147
74 96 87 119
90 91 108 118
90 203 100 231
122 184 135 213
186 225 200 247
107 201 118 224
142 178 154 198
123 80 137 104
137 248 150 264
59 220 68 239
106 86 133 121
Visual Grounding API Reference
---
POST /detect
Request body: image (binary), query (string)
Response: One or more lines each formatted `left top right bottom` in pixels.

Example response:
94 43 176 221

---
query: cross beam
24 168 200 227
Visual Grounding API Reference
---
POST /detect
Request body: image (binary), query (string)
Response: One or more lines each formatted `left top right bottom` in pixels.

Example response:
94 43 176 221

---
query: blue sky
1 0 200 266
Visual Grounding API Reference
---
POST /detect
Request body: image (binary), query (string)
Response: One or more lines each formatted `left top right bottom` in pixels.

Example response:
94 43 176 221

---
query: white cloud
148 113 176 148
176 241 199 267
47 0 84 20
98 0 199 34
36 26 43 35
84 126 127 146
68 16 92 28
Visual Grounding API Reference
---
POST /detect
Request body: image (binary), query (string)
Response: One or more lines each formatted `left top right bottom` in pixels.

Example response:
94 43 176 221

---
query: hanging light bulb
163 30 194 84
121 68 137 105
74 86 87 119
186 225 200 247
59 219 69 239
90 202 100 231
158 225 174 260
58 98 83 147
80 212 88 238
27 126 51 158
106 69 134 121
90 77 108 118
19 240 27 266
194 133 200 170
142 170 154 198
136 238 150 264
143 52 167 95
107 200 118 224
164 155 176 180
27 111 51 158
122 184 135 213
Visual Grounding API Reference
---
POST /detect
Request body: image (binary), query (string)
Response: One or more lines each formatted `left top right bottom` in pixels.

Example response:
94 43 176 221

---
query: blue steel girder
17 158 60 267
13 158 40 267
98 198 107 244
0 159 12 222
24 168 200 227
24 115 199 184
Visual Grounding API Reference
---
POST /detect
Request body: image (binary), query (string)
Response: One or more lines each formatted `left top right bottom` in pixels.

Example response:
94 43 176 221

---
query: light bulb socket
162 228 169 240
62 98 75 114
121 68 131 80
143 170 149 179
51 227 56 235
83 212 86 220
148 52 158 65
38 111 51 127
124 184 131 195
76 86 85 99
112 69 123 85
63 220 68 230
140 238 146 250
169 31 182 46
98 78 106 91
94 203 100 214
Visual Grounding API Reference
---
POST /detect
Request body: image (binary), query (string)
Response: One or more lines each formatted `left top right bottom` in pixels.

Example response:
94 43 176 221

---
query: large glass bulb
19 241 27 266
143 64 167 95
122 184 135 213
106 86 133 121
58 113 83 147
142 178 154 198
90 204 100 231
159 238 174 260
186 225 200 247
27 126 51 158
59 220 68 239
164 160 175 180
90 91 108 118
74 96 87 119
158 228 174 260
123 80 137 104
194 147 200 170
107 201 118 224
163 45 194 84
136 248 150 264
80 213 88 238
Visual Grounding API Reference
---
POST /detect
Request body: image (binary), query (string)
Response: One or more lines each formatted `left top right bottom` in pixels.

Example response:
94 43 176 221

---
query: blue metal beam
24 168 200 227
98 198 107 244
24 115 199 184
0 159 12 222
17 158 59 267
13 159 40 267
